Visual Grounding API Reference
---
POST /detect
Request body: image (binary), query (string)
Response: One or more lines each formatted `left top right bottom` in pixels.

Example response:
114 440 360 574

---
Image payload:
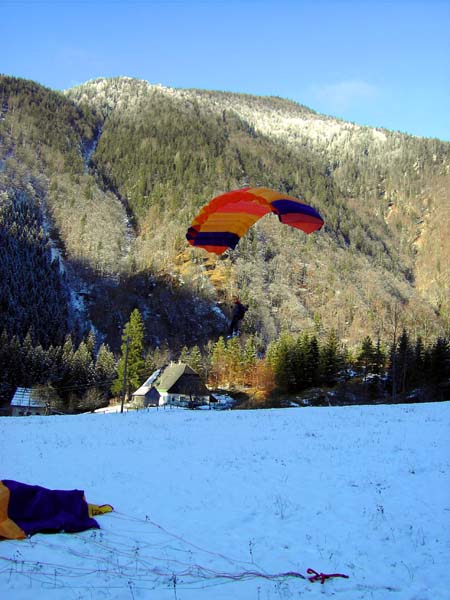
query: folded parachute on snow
0 480 113 540
186 187 324 255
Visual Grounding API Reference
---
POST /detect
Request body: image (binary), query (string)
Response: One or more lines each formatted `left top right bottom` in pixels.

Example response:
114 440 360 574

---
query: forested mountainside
1 75 449 364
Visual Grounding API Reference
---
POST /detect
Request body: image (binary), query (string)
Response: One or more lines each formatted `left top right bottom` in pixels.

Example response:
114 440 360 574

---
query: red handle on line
307 568 349 584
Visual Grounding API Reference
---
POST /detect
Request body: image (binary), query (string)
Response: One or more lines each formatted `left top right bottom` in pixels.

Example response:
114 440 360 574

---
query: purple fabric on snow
3 480 99 536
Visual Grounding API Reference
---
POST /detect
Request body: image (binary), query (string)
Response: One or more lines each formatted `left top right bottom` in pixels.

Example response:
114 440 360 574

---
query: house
132 363 210 408
10 387 47 416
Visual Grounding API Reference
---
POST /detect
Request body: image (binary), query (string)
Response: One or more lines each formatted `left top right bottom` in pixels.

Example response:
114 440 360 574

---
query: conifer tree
358 336 375 381
209 336 227 387
411 336 426 389
242 336 257 385
72 341 95 386
225 336 242 383
112 308 145 400
143 349 158 376
308 335 321 387
428 337 450 397
8 335 22 391
270 332 296 391
188 345 204 376
86 330 97 359
30 344 49 385
179 346 190 364
18 332 34 386
293 333 310 390
373 338 386 376
396 329 414 396
60 334 75 382
95 343 117 394
0 331 14 399
151 343 171 369
320 329 341 386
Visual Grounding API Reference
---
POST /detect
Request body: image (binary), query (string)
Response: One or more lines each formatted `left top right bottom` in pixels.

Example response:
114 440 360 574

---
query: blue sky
2 0 449 141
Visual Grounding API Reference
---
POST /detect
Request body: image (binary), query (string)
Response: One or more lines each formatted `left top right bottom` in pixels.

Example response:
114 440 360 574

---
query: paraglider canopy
186 187 324 255
0 480 112 540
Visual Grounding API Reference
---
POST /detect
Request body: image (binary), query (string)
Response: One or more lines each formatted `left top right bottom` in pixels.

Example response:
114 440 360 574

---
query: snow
1 402 449 600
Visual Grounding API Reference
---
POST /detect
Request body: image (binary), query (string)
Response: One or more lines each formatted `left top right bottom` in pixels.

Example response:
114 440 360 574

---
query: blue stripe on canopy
190 231 241 249
271 199 323 218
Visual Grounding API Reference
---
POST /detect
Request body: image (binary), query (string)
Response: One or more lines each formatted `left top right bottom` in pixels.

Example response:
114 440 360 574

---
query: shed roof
132 369 161 397
10 387 46 408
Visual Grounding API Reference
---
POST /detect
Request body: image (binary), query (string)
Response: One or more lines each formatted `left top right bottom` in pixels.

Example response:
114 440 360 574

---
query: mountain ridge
1 74 449 357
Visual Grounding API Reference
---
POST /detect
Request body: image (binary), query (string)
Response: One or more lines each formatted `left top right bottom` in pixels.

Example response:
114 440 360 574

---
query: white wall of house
159 393 209 407
11 405 46 417
159 393 173 406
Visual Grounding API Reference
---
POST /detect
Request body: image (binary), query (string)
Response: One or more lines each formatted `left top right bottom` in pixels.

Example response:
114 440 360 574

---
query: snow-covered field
1 402 449 600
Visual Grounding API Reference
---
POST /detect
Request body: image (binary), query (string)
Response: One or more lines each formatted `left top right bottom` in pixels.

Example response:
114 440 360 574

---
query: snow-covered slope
1 402 449 599
67 76 385 150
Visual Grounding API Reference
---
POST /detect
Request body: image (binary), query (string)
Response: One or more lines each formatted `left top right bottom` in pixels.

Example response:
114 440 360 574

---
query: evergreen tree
308 335 321 387
112 309 145 400
292 333 311 391
411 336 426 390
273 332 296 391
20 332 35 386
225 336 242 383
358 336 375 381
0 331 15 399
86 330 97 359
372 338 386 376
428 337 450 399
209 336 227 387
8 335 22 391
94 343 117 395
151 343 171 369
396 329 414 396
30 344 50 385
179 346 190 364
320 329 341 386
72 341 95 386
143 349 158 376
60 334 76 386
242 336 258 385
188 345 204 376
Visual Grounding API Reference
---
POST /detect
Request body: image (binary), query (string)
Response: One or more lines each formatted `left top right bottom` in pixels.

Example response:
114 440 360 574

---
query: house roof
133 363 210 398
157 363 197 392
10 387 46 408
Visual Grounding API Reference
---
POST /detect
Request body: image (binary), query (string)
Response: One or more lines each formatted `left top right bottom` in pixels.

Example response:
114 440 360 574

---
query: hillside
1 74 449 356
1 402 449 599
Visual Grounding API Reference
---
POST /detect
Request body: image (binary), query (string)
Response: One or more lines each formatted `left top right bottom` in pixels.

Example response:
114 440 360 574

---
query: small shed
131 369 161 408
10 387 47 416
132 363 210 408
